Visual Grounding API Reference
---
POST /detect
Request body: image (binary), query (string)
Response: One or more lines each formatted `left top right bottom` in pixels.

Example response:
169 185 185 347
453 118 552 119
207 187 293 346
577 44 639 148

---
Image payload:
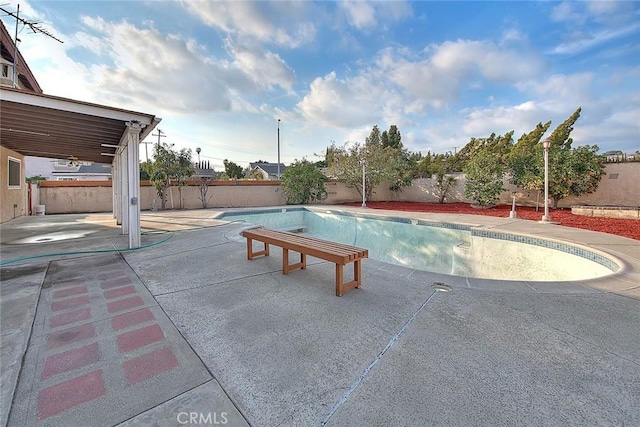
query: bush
464 150 505 207
280 160 328 204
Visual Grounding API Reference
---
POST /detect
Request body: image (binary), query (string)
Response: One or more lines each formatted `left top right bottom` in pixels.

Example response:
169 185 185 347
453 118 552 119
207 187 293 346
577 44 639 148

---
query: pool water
219 208 619 282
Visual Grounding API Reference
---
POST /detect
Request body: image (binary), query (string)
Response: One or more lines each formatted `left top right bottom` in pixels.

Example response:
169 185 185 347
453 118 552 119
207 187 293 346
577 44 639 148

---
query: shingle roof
52 163 111 175
250 162 286 177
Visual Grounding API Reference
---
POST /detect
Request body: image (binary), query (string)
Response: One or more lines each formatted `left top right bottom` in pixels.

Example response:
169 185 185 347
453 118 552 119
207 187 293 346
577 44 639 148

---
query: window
1 64 9 78
8 157 21 188
58 177 78 181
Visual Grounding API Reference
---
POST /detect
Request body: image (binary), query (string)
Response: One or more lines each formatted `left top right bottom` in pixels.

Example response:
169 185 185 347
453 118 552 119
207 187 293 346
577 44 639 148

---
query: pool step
278 225 308 233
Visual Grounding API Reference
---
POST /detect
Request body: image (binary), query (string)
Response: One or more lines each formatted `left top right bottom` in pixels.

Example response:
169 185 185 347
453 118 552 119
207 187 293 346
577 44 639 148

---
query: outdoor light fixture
277 119 281 179
541 138 552 223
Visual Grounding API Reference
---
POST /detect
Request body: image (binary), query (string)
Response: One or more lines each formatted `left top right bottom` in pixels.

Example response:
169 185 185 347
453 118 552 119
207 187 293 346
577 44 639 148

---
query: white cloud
181 0 316 48
297 71 383 128
376 40 544 107
18 17 296 117
340 1 377 30
523 73 595 113
339 1 412 31
225 38 296 92
551 22 640 54
462 102 548 138
550 1 640 55
551 2 584 24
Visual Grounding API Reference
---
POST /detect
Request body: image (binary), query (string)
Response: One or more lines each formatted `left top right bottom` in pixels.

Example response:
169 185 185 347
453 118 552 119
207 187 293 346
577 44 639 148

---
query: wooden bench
242 227 368 296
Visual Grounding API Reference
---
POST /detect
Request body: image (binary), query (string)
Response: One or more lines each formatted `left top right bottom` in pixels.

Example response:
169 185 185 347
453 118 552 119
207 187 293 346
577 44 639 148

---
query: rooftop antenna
0 4 63 88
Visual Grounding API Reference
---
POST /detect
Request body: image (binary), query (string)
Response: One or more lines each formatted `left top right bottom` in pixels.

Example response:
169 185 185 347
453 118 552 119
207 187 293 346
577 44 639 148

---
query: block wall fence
29 162 639 215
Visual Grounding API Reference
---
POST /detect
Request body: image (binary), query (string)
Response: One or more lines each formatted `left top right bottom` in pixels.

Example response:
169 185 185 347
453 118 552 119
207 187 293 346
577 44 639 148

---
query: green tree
450 131 515 172
509 108 604 208
26 175 47 183
145 143 194 210
381 125 402 149
433 171 458 204
174 149 194 209
223 159 244 179
280 160 328 204
140 161 151 180
430 155 458 203
327 125 409 202
377 125 415 192
464 149 506 207
196 170 215 209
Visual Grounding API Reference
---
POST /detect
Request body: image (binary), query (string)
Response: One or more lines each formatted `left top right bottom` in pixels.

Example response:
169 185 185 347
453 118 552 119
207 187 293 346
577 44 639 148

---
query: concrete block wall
31 162 640 215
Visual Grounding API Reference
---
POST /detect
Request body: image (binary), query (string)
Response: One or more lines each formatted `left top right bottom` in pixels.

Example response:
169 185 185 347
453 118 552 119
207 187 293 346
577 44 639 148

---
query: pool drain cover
430 282 452 292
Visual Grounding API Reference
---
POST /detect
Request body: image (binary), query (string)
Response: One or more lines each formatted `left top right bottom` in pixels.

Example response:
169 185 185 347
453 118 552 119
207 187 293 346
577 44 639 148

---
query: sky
3 0 639 170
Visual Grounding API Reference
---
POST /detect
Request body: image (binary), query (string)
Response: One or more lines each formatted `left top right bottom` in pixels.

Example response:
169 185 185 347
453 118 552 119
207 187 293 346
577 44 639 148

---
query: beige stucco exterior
0 146 27 222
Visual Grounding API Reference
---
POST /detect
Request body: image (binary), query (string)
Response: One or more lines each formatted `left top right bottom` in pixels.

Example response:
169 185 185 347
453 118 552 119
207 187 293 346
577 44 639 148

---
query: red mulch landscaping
342 202 640 241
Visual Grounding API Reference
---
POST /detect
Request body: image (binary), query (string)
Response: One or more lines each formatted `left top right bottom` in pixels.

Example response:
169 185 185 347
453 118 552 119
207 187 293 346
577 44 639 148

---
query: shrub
280 160 328 204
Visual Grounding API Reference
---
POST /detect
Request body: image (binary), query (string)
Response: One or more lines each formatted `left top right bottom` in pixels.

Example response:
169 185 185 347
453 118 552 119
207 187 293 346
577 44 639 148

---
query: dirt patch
342 202 640 241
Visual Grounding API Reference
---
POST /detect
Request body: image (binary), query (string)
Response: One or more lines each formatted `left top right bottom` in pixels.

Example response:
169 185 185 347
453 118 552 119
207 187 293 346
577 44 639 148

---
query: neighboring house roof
193 166 215 177
52 163 111 175
250 162 286 178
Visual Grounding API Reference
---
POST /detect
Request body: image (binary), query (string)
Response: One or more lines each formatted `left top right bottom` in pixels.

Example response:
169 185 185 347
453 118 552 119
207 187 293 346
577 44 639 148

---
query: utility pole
453 146 459 155
141 140 153 162
150 129 166 161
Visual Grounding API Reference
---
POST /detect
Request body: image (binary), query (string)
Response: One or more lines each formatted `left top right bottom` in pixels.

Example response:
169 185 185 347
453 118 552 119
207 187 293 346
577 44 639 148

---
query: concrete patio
1 207 638 426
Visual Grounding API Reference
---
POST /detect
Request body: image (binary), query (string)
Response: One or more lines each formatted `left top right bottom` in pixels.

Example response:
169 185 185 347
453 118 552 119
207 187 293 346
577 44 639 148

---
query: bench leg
283 249 306 275
335 260 362 297
247 238 269 260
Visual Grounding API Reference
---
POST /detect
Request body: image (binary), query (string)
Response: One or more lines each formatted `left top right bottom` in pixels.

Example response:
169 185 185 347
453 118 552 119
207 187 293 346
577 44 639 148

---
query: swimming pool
219 207 620 282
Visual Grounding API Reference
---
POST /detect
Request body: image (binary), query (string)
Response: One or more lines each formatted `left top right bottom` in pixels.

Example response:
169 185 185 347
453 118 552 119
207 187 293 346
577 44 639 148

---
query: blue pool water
219 207 619 281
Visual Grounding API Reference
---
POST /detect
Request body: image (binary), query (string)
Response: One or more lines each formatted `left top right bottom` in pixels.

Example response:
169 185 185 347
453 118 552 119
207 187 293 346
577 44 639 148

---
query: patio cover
0 87 160 248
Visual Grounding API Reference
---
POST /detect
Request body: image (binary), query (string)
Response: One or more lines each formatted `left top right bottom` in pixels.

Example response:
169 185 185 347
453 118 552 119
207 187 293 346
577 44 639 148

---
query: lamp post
361 159 366 208
541 138 552 223
277 119 281 179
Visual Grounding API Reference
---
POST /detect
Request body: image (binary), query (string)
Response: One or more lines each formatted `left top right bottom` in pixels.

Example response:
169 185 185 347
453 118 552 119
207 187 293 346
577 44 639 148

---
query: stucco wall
32 162 640 215
0 146 27 223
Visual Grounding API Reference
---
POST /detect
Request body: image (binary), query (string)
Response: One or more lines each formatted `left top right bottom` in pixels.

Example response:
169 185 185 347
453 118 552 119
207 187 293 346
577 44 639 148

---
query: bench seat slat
246 230 366 257
243 229 367 264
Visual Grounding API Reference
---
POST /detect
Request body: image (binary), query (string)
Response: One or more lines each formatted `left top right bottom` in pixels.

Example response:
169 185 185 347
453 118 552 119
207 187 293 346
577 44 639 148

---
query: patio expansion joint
320 289 440 426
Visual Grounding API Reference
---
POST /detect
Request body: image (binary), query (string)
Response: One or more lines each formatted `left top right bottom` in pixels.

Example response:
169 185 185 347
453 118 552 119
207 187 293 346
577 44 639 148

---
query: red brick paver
37 370 106 419
52 285 88 299
103 285 137 300
117 324 164 353
50 308 91 329
47 324 96 350
51 296 90 312
107 296 144 313
100 277 133 290
112 308 155 331
41 343 99 379
124 347 178 385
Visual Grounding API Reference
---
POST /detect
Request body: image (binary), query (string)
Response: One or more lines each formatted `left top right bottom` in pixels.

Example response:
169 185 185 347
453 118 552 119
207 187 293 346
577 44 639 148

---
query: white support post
112 156 120 223
126 121 144 248
120 147 129 234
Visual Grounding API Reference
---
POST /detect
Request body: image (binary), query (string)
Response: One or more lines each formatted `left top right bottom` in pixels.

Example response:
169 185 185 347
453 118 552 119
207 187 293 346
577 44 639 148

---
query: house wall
32 163 640 215
0 146 27 222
